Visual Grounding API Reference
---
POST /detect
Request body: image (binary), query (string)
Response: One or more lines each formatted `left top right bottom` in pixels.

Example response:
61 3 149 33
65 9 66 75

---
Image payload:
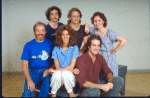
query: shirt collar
59 46 72 54
84 52 98 63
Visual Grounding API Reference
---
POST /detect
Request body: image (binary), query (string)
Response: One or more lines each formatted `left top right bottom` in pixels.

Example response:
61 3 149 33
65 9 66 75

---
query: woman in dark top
67 7 89 57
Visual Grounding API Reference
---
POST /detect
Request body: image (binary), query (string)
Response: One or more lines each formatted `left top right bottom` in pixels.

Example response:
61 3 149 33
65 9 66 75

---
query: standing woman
89 12 127 97
67 8 89 56
89 12 127 77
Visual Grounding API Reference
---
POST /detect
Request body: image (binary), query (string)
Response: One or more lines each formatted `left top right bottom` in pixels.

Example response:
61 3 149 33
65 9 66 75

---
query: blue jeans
22 69 51 97
79 76 124 97
105 76 124 97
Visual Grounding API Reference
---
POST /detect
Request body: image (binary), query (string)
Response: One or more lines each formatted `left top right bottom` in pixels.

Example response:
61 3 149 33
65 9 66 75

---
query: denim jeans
22 69 51 97
79 76 124 97
105 76 124 97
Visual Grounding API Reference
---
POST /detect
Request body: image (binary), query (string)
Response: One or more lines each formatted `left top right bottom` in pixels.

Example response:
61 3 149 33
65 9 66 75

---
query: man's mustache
37 34 44 36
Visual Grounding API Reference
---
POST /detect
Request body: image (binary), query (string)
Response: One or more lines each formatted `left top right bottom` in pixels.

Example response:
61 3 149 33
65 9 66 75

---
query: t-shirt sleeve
76 57 87 87
59 22 64 26
89 27 95 35
21 43 30 61
51 46 58 60
108 29 119 43
71 45 79 59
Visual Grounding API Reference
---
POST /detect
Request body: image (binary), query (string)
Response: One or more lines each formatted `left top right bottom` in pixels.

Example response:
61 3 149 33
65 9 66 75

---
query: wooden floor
2 72 150 97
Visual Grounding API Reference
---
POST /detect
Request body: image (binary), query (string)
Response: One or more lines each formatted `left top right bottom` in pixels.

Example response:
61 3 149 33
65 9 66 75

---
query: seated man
76 34 124 97
21 21 53 97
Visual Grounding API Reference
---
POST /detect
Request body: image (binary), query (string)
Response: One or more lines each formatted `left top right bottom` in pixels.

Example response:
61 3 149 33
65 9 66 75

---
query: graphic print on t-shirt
31 50 49 60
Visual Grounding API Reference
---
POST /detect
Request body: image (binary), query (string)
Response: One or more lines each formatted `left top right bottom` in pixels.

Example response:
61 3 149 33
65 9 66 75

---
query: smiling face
49 9 59 22
61 30 70 45
34 25 46 42
93 15 104 29
69 11 80 24
88 39 101 55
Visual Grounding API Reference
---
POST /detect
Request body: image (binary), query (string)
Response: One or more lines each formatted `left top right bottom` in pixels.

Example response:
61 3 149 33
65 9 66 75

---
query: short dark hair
45 6 62 21
33 21 47 31
55 25 77 47
67 7 82 25
85 34 102 52
91 12 107 27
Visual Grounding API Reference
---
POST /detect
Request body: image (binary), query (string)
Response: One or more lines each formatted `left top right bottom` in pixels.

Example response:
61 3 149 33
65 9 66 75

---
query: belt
29 67 49 70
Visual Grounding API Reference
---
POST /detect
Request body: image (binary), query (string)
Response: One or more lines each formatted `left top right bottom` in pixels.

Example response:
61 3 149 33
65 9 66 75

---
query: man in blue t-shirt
21 21 53 97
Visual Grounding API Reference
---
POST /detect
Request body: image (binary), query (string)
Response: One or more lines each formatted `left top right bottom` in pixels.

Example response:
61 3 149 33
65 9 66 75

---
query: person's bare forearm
107 72 113 82
50 64 55 69
83 81 113 92
80 36 89 52
55 58 76 72
114 36 127 52
22 60 32 81
84 23 89 34
58 65 74 72
83 81 102 89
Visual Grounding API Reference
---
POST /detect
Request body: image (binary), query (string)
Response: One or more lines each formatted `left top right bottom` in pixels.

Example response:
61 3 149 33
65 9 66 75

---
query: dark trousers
79 76 124 97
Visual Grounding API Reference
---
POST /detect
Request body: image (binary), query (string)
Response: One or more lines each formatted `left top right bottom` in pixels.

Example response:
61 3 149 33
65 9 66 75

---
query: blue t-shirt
51 45 79 68
21 38 53 69
45 22 63 42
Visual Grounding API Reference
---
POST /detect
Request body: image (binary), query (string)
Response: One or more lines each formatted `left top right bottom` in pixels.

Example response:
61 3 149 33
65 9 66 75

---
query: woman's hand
82 23 89 34
79 51 84 57
43 68 55 77
110 50 116 55
73 68 80 75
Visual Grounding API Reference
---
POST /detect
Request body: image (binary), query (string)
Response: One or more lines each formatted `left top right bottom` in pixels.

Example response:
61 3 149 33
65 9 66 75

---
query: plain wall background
2 0 150 72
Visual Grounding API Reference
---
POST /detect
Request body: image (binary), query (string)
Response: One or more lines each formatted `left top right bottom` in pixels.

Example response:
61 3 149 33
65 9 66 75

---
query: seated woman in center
48 25 79 97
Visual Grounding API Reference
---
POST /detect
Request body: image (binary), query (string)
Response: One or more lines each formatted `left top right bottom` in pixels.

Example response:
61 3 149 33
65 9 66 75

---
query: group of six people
21 6 127 97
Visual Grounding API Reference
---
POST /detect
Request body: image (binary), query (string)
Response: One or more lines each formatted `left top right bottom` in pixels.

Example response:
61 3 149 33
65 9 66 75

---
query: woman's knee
62 70 74 78
51 71 62 81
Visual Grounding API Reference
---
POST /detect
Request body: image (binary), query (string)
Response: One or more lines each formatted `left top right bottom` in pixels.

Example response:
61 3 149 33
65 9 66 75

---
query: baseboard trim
127 69 150 73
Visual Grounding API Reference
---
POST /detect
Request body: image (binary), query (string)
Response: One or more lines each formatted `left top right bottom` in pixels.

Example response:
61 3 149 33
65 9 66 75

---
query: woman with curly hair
43 25 79 97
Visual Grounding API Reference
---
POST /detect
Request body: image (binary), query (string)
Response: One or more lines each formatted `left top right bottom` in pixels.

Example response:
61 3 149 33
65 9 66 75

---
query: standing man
76 34 124 97
45 6 63 43
21 22 53 97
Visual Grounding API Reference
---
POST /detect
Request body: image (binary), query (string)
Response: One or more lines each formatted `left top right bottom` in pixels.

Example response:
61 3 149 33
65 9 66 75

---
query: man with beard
21 21 53 97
